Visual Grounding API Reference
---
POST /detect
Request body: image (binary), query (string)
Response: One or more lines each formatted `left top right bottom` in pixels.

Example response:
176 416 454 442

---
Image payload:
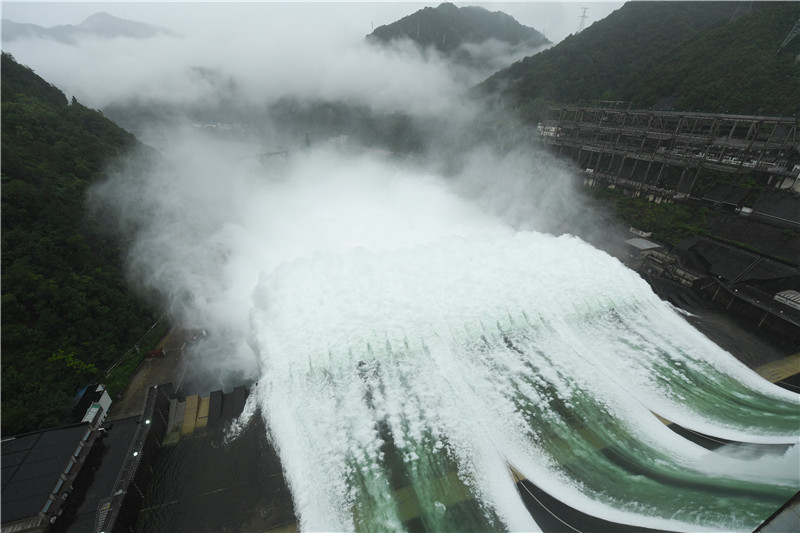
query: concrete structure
132 385 298 533
92 383 268 533
538 106 800 201
630 235 800 343
163 385 248 443
755 353 800 387
755 491 800 533
93 384 173 533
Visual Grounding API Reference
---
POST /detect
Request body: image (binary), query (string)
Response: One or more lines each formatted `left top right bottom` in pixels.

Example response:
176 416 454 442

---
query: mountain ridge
1 12 173 44
367 2 550 55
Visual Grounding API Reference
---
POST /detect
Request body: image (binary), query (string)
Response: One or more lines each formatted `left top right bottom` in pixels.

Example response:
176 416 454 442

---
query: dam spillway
244 230 799 532
90 140 800 532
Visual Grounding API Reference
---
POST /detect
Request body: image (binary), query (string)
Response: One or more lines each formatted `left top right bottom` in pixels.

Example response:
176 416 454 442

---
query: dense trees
621 2 800 115
368 2 549 53
1 53 156 434
481 2 800 121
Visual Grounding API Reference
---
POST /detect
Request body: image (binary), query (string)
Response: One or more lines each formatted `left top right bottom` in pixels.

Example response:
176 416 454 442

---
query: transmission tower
578 7 588 33
779 16 800 50
729 1 752 23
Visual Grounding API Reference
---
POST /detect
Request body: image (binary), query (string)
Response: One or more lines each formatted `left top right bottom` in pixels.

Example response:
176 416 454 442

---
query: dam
239 232 798 532
537 106 800 203
91 322 798 532
57 134 799 533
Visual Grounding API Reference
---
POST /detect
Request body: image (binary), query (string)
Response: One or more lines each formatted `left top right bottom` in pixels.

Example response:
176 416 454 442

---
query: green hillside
367 2 549 53
1 53 157 435
621 2 800 115
481 1 800 121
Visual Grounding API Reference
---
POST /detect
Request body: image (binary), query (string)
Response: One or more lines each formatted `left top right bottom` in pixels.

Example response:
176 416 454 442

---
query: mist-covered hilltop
102 4 552 150
1 53 158 434
367 2 550 71
2 12 173 44
480 1 800 120
368 2 549 52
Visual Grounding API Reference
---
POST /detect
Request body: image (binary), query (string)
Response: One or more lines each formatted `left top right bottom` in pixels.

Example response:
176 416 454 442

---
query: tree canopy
367 2 549 53
480 2 800 121
1 52 156 434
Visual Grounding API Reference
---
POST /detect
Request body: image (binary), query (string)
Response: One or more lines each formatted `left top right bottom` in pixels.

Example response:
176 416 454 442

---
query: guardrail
94 384 173 533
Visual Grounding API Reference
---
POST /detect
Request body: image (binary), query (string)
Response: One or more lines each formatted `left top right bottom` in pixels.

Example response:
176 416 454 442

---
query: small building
74 385 112 427
624 237 662 256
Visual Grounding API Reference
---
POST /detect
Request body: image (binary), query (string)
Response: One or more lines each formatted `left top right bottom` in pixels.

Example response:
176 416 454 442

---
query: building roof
684 239 798 283
625 237 662 251
752 191 800 226
702 184 748 206
1 423 90 525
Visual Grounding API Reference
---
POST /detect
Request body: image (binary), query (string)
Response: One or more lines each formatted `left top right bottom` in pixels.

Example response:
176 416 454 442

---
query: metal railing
94 386 160 533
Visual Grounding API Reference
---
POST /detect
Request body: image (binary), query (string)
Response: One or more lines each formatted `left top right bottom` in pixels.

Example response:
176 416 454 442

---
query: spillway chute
248 231 799 532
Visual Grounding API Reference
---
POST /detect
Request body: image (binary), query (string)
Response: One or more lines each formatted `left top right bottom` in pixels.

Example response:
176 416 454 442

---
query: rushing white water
247 228 799 532
99 139 798 532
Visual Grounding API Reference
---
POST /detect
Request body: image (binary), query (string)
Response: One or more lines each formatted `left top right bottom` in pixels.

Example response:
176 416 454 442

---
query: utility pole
578 7 588 33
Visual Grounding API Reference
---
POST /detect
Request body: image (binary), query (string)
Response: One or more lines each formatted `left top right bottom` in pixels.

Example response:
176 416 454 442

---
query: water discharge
247 230 799 530
245 213 799 532
99 143 798 532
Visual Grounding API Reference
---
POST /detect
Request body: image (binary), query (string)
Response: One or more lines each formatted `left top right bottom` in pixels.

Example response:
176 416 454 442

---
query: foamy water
98 142 799 532
247 231 799 532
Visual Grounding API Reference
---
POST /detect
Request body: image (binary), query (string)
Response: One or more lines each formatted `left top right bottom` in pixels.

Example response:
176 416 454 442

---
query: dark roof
702 184 748 206
752 191 800 225
1 423 89 524
677 237 799 283
695 240 760 280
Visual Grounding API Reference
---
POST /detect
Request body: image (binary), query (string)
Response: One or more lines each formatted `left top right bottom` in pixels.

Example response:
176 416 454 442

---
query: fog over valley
1 3 621 112
3 3 627 383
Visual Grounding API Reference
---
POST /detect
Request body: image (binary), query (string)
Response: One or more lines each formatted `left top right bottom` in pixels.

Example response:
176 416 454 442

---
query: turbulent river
104 144 799 532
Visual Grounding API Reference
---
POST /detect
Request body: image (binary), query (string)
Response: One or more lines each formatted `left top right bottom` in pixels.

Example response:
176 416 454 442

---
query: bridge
538 106 800 200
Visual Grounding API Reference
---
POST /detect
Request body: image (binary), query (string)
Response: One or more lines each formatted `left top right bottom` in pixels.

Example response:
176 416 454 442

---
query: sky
1 1 625 47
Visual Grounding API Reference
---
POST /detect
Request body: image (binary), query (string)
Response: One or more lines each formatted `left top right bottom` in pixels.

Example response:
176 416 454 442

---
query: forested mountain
2 12 173 44
480 1 800 121
1 53 157 435
367 2 549 61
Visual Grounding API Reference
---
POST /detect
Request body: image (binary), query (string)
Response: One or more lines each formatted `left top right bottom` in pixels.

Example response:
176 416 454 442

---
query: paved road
106 328 188 421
